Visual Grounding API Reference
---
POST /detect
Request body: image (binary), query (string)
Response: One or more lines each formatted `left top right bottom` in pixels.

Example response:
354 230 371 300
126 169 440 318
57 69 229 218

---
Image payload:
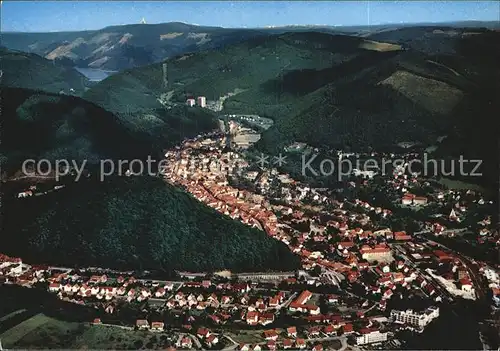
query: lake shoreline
74 67 118 82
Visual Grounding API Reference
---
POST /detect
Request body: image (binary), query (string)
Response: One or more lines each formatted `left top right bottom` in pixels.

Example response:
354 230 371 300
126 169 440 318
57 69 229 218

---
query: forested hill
1 22 267 71
2 176 301 273
0 47 88 95
0 87 146 175
0 87 218 176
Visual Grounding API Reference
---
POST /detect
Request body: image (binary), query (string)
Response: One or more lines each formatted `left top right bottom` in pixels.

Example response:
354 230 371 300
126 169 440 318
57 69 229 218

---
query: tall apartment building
197 96 206 108
390 306 439 329
355 329 388 345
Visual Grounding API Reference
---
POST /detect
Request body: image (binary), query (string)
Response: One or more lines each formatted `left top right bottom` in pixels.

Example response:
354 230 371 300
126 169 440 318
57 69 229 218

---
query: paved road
7 175 55 181
456 256 486 300
279 292 298 309
362 302 378 315
48 266 73 273
415 228 468 236
188 333 202 349
222 335 239 350
97 323 133 330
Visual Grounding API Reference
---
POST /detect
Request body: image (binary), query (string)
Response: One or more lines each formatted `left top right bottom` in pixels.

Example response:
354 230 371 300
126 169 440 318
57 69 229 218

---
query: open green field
72 325 175 350
0 309 38 335
0 313 174 349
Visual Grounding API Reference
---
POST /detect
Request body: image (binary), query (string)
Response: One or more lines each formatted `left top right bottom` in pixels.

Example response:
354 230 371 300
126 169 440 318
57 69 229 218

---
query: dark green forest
0 87 218 175
0 47 88 95
2 177 300 272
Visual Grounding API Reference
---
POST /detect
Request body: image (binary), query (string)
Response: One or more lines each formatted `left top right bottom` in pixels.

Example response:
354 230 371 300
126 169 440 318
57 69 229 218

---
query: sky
2 1 499 32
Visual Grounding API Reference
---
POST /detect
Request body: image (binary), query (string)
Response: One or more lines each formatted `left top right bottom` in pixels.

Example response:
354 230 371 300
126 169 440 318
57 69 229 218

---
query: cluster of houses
162 136 418 283
383 162 497 246
1 251 411 350
47 274 176 303
481 266 500 307
159 131 498 307
2 241 483 350
0 254 24 277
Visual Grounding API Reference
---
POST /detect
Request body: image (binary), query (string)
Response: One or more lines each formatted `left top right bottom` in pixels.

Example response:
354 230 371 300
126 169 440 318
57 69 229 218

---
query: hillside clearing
378 70 463 114
359 39 402 52
160 32 183 40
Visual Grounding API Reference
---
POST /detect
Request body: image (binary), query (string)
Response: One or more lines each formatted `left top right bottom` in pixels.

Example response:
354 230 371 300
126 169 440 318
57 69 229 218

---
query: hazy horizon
3 19 499 34
2 1 499 33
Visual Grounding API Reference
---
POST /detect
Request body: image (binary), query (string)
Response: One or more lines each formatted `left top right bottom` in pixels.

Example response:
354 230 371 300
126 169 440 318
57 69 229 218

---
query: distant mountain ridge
1 22 267 71
3 21 498 71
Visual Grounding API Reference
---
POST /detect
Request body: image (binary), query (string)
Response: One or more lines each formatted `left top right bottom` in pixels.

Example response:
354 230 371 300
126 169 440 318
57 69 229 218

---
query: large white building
355 329 388 345
390 306 439 329
197 96 206 108
483 268 499 285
